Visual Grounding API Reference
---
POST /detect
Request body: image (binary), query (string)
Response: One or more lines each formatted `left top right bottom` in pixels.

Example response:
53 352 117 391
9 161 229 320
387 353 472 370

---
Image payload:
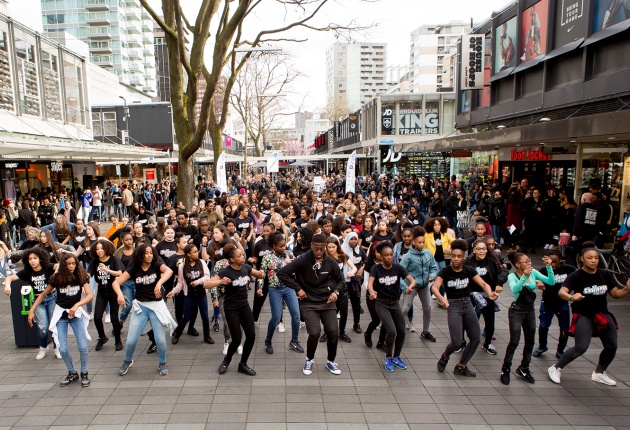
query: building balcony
143 60 155 69
129 75 145 86
87 27 112 39
127 35 142 47
127 9 141 21
128 49 142 60
86 13 111 25
92 57 113 67
128 62 144 72
142 21 152 32
142 35 152 44
126 22 141 33
84 0 109 11
143 47 153 56
125 0 140 5
89 42 112 54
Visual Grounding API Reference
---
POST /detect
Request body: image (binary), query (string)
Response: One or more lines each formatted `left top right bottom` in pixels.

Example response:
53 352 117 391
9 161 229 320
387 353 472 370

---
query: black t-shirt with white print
235 216 253 238
358 229 373 249
126 260 165 302
369 263 409 300
17 263 55 295
563 268 616 317
155 240 179 261
54 279 84 310
437 264 479 300
252 239 272 270
218 264 253 311
539 263 576 312
88 256 124 294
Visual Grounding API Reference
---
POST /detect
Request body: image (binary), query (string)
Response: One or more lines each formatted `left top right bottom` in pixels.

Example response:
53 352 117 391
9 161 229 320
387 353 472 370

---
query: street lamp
119 96 132 181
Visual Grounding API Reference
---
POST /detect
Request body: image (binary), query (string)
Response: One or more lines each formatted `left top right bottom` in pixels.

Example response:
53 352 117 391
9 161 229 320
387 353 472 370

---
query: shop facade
1 161 74 200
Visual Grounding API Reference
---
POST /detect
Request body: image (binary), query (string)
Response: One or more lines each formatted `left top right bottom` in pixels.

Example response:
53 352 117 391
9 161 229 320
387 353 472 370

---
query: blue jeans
90 206 102 222
124 301 168 365
173 286 209 338
491 224 502 244
56 316 89 373
436 260 447 297
266 286 300 342
119 280 136 322
34 294 57 348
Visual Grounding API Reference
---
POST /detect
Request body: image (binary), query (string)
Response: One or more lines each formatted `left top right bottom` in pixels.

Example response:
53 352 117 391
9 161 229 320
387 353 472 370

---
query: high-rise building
409 21 470 93
41 0 157 96
153 20 169 102
326 42 387 113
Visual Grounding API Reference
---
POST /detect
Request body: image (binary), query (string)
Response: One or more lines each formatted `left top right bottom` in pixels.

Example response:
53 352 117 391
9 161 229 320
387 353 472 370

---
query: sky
12 0 511 115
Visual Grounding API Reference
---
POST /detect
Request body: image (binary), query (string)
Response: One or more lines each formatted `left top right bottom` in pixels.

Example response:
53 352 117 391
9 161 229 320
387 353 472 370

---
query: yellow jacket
423 231 455 256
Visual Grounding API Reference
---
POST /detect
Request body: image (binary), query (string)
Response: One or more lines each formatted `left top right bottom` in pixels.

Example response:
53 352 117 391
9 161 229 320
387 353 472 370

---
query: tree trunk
210 125 223 182
177 154 195 209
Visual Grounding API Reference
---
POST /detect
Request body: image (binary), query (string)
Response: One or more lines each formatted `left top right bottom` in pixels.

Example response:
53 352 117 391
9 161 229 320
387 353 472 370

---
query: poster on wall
461 34 485 89
554 0 587 48
397 102 423 135
424 101 440 134
494 17 517 72
521 0 549 61
593 0 630 32
481 36 492 107
381 104 394 135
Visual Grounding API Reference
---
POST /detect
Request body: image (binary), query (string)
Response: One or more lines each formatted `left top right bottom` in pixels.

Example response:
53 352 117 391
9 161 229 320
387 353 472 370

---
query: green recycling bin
9 279 41 347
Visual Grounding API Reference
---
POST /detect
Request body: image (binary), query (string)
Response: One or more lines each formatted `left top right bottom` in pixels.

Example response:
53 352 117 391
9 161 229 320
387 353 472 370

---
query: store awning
0 132 166 162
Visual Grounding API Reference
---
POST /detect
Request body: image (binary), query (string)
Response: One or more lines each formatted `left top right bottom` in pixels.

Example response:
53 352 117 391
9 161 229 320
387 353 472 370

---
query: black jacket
277 250 345 307
37 204 55 226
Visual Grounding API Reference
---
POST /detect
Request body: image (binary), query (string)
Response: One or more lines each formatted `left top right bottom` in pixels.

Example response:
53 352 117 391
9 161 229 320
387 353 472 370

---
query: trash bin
9 279 41 347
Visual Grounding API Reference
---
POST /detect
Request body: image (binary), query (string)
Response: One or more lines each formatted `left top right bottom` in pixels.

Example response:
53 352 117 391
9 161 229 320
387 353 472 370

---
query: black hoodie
277 250 345 309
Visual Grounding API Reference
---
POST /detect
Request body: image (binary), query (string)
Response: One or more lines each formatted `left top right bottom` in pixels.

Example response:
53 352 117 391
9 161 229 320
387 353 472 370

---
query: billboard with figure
494 17 517 72
521 0 549 61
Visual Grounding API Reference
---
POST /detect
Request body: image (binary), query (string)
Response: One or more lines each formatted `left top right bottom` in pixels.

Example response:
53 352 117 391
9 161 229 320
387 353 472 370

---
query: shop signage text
50 162 63 172
4 163 18 169
461 35 485 90
511 147 551 161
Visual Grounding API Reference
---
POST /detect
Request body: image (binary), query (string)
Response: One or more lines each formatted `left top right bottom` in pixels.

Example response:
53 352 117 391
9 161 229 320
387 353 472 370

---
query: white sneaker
336 312 340 319
592 371 617 386
223 342 229 356
548 366 562 384
54 348 62 359
104 312 111 324
88 312 94 320
408 322 416 333
431 294 437 300
237 344 243 355
300 321 306 329
277 322 286 333
35 347 47 360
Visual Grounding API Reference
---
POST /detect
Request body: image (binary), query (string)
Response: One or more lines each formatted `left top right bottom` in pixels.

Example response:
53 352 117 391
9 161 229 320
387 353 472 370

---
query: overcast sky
12 0 511 116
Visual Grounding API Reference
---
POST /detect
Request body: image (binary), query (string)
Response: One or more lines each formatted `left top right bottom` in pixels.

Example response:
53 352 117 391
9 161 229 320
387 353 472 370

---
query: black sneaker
353 323 362 334
376 342 386 353
115 340 123 351
455 339 467 353
80 372 90 387
147 343 157 354
237 363 256 376
213 319 220 332
60 371 79 387
360 306 364 315
339 332 352 343
265 340 273 354
364 333 373 348
218 359 230 374
482 344 497 355
437 356 448 373
421 331 436 342
187 328 200 337
95 336 109 351
454 365 476 377
516 366 535 384
289 340 304 353
204 336 215 345
171 336 180 345
500 368 510 385
319 333 327 343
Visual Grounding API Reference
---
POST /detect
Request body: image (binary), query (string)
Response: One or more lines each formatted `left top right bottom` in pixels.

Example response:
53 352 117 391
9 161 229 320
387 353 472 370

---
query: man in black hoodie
278 234 346 376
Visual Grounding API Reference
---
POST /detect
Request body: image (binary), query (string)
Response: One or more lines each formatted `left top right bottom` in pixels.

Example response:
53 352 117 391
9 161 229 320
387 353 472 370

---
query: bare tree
140 0 372 208
230 52 301 169
321 97 350 123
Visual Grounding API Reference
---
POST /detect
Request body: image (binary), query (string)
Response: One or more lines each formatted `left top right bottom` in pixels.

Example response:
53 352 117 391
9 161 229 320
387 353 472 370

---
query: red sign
510 147 551 161
146 170 155 180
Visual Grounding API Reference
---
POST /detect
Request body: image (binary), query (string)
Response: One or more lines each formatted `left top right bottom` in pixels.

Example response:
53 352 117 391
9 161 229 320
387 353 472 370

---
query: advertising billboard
494 17 517 72
593 0 630 32
521 0 549 61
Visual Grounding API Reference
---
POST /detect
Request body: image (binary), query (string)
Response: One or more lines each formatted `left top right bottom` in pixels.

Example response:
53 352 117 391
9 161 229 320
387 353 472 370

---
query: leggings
224 305 256 364
442 297 480 366
475 297 496 347
401 285 432 333
336 292 349 333
375 298 405 358
175 291 197 332
365 293 387 345
94 290 121 341
555 314 617 373
347 280 362 326
502 304 536 370
174 286 210 339
301 305 338 362
252 281 268 323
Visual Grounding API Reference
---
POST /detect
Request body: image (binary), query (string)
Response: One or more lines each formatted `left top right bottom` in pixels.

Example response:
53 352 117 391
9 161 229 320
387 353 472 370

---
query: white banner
267 158 279 173
461 34 485 90
345 150 356 194
216 152 228 193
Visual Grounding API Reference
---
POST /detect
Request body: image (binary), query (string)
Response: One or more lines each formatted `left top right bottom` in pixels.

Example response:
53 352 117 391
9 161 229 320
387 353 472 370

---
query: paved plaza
2 266 630 430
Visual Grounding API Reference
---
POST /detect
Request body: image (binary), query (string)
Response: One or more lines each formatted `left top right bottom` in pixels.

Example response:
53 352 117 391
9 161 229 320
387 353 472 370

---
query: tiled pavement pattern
2 247 630 429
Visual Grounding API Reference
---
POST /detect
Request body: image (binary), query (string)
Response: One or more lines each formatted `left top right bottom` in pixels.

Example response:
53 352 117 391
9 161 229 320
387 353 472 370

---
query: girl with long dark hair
28 254 92 387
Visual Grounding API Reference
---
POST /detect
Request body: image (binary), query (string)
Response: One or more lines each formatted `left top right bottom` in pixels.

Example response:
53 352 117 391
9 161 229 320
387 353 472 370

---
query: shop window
0 22 13 112
63 53 85 125
103 112 117 136
41 42 63 121
13 28 41 116
92 112 102 136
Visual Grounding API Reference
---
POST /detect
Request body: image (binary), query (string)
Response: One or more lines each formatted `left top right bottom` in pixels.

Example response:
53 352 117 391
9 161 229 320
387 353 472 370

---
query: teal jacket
399 247 438 290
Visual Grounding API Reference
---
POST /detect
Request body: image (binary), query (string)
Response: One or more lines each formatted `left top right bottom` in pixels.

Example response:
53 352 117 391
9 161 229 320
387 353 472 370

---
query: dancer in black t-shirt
548 242 630 386
432 239 498 377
